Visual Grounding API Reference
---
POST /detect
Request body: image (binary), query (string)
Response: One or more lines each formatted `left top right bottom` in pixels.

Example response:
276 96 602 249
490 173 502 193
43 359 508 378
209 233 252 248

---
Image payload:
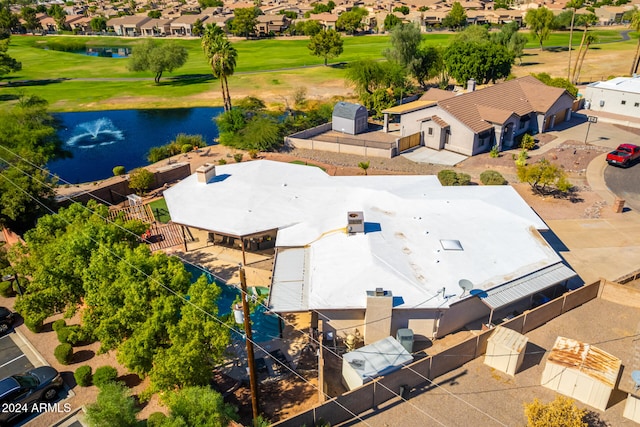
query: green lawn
148 198 171 223
1 30 633 112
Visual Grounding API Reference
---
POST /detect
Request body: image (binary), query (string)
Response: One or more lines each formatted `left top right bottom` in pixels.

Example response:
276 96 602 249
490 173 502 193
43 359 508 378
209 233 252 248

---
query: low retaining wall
287 123 333 140
272 281 602 427
286 137 396 158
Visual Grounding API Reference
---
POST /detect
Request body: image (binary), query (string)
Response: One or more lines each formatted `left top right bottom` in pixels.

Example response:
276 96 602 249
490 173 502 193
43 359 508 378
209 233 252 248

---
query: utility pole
239 265 259 420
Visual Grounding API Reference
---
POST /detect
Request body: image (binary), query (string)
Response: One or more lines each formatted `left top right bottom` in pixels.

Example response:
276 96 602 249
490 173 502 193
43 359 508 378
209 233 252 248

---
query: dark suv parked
0 366 63 425
0 307 15 335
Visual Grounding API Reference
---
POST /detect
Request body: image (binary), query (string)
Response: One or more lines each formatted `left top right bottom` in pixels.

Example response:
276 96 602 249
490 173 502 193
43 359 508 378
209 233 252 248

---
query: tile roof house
382 76 575 156
107 15 152 36
164 160 577 343
169 13 209 35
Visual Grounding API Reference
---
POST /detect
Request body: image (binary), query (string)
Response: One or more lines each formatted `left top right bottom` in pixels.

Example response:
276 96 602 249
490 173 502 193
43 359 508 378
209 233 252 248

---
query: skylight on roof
440 239 463 251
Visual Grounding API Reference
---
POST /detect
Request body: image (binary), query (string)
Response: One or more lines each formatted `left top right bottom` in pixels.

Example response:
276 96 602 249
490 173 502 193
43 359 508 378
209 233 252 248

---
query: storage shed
484 326 528 376
332 102 368 135
342 336 413 391
541 336 621 411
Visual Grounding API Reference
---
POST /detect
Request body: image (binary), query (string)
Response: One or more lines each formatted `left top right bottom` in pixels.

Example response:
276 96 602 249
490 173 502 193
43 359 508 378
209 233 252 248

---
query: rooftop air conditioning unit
347 211 364 234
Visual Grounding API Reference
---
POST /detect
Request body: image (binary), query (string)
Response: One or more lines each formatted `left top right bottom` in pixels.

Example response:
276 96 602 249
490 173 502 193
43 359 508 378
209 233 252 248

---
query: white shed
541 336 621 411
332 102 368 135
484 326 528 376
342 336 413 391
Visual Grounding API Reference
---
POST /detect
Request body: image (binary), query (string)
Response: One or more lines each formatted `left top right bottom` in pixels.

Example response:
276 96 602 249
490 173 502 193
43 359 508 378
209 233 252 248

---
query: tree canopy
525 7 556 50
231 7 259 38
128 39 188 84
444 39 514 84
524 396 587 427
383 14 402 32
86 383 139 427
202 24 238 112
10 202 231 392
442 2 467 30
161 386 239 427
308 29 343 66
336 6 368 34
345 59 409 117
517 159 572 195
0 37 21 78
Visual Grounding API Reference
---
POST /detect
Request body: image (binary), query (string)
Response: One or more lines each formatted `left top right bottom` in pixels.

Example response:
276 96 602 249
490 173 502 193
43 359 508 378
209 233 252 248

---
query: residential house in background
382 76 575 156
256 14 290 35
140 18 174 36
107 16 152 36
170 13 209 35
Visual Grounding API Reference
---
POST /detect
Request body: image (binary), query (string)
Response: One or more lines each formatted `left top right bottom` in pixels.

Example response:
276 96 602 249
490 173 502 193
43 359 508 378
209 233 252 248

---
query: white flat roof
588 76 640 94
165 160 569 312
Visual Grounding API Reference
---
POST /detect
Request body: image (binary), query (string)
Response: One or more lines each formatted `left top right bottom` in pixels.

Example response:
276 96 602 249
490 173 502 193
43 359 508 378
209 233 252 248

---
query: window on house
635 102 639 107
428 127 433 136
622 100 626 105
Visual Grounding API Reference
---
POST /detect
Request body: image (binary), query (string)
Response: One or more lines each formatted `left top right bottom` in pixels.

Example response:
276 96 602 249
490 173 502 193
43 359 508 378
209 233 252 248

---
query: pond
48 108 223 184
84 47 131 58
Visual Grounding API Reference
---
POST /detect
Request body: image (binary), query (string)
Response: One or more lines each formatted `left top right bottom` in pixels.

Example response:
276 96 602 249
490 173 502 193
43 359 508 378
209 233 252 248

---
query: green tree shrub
57 326 72 344
524 396 586 427
147 412 168 427
0 281 13 297
438 170 459 186
74 365 92 387
233 153 243 163
86 382 139 427
181 144 193 153
489 145 500 158
24 312 47 333
248 149 259 159
480 170 507 185
218 159 227 165
54 343 73 365
520 133 536 150
128 168 154 195
93 366 119 389
517 159 572 195
515 149 529 166
112 166 126 176
162 386 239 426
456 173 471 186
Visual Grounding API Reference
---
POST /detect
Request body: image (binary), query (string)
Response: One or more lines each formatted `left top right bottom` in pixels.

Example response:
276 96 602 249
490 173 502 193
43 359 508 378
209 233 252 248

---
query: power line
0 152 448 426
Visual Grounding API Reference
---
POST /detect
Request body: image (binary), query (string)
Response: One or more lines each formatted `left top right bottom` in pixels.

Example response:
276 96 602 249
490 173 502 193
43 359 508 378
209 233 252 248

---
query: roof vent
196 163 216 184
347 211 364 234
467 78 476 92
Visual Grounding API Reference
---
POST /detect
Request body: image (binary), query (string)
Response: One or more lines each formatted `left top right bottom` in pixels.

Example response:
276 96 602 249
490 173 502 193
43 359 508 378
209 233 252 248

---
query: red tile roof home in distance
437 76 574 134
419 87 456 102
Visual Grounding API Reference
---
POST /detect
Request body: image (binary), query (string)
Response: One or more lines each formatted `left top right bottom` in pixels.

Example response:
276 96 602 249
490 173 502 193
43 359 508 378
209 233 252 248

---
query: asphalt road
604 161 640 212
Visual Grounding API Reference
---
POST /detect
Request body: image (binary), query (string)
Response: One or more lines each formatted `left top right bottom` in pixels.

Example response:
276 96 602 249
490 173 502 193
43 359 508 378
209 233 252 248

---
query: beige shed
484 326 528 376
541 336 622 411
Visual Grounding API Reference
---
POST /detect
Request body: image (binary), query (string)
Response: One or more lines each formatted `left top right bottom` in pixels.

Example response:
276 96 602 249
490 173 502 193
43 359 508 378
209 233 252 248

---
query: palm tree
571 13 597 84
358 160 370 175
566 0 583 82
574 33 598 84
630 11 640 75
202 25 238 112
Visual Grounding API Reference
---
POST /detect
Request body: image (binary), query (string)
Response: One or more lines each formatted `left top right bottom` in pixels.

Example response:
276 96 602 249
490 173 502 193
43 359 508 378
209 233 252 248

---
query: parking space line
0 334 11 341
0 353 25 368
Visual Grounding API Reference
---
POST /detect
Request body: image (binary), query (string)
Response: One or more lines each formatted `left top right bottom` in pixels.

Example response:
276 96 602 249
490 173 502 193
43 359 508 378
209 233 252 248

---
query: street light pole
239 265 260 420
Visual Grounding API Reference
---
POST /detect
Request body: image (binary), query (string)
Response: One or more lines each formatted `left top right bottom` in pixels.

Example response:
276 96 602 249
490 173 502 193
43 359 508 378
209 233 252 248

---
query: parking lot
0 333 35 379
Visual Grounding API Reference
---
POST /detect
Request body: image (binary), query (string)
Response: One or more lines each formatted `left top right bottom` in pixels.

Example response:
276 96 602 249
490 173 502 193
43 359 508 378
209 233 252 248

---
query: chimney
467 78 476 92
347 211 364 234
196 163 216 184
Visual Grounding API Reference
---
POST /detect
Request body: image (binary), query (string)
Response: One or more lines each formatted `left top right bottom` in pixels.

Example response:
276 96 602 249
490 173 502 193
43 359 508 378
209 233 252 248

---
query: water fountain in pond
65 118 125 149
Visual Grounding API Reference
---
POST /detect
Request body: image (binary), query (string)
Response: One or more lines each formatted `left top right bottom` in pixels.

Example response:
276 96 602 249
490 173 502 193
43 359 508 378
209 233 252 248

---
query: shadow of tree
120 373 143 388
72 349 95 363
4 78 67 87
0 93 20 102
164 74 215 86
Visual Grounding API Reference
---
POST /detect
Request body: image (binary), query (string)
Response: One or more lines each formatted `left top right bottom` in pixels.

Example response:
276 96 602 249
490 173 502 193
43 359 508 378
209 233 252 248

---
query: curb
13 327 48 367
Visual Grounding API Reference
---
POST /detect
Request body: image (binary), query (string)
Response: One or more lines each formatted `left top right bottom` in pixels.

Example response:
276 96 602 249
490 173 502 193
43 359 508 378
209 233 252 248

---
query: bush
437 170 471 186
0 281 13 297
52 319 66 332
480 170 507 185
489 145 500 158
93 366 119 389
248 149 259 159
54 343 73 365
24 312 47 333
147 412 168 427
67 326 93 345
74 365 92 387
233 153 243 163
520 133 536 150
57 327 72 344
112 166 126 176
515 149 528 167
437 170 458 186
218 159 227 165
181 144 193 153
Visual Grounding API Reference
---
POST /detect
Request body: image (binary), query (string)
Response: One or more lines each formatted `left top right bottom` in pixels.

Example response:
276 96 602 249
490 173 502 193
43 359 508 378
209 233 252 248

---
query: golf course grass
1 29 635 112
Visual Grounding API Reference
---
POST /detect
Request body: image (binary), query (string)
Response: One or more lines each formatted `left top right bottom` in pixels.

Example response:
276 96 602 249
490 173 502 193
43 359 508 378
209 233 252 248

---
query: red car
606 144 640 167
